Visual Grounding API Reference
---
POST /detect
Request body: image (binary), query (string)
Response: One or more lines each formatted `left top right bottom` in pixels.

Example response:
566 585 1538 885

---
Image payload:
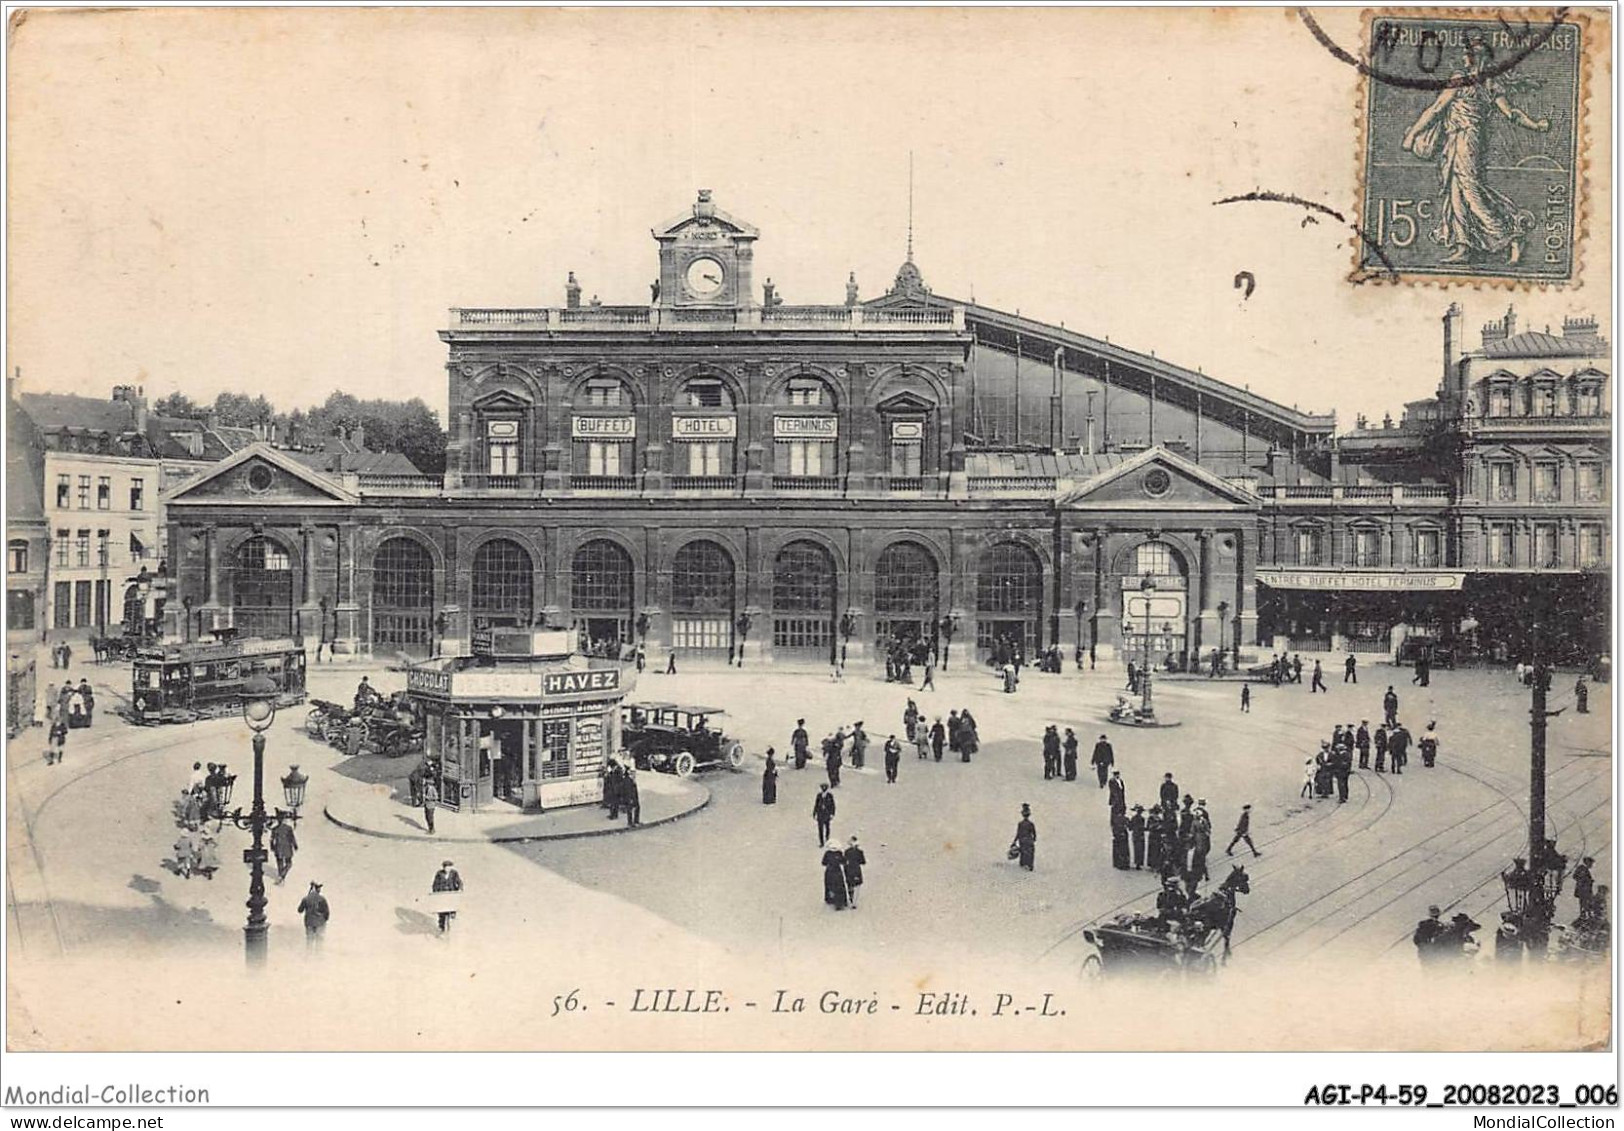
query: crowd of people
1299 686 1439 803
168 761 236 881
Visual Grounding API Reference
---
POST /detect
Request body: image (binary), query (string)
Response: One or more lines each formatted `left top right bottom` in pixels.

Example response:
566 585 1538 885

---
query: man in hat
1383 685 1400 728
1159 772 1179 810
271 819 298 883
813 784 836 847
1090 734 1115 788
1107 770 1127 815
883 734 902 783
842 835 867 909
432 860 463 934
422 774 439 834
623 765 641 828
1156 875 1188 925
1573 856 1597 917
1062 728 1079 782
930 716 945 762
1226 804 1260 857
1412 905 1444 965
78 678 95 725
1187 801 1212 886
1355 720 1371 770
824 735 843 788
849 721 868 770
1110 806 1131 870
1042 725 1060 781
1127 805 1147 869
297 881 330 949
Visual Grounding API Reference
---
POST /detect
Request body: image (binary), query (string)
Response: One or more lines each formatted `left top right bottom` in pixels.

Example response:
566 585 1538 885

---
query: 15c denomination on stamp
1354 9 1589 285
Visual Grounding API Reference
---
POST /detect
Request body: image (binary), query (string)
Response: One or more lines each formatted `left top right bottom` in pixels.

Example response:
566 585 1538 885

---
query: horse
1187 865 1250 957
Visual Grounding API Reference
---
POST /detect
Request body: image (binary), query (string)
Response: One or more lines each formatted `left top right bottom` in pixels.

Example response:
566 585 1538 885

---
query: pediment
472 389 533 411
164 444 357 507
878 390 936 413
1059 447 1259 510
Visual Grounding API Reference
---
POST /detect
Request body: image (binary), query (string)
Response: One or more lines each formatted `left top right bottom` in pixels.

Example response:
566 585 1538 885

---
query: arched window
1135 541 1176 577
572 377 637 487
373 538 435 652
976 542 1044 658
670 540 736 657
672 377 737 481
874 541 939 646
471 539 533 627
572 539 633 647
773 541 836 662
772 375 839 483
231 536 294 637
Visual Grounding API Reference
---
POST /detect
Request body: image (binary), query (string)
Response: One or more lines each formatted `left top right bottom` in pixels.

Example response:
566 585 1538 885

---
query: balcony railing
887 476 924 492
1269 483 1451 504
569 474 637 491
967 476 1058 496
450 304 965 333
455 473 545 492
357 473 446 496
772 475 841 492
1467 412 1611 428
671 475 739 492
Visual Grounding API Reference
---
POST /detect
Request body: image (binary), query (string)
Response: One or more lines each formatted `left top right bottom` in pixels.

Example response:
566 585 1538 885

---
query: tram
128 636 307 724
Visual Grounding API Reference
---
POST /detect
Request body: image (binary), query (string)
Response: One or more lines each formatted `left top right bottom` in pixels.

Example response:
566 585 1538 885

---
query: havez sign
542 669 622 697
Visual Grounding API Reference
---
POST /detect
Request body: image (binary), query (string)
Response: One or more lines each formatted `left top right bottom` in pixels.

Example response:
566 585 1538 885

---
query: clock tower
653 189 758 307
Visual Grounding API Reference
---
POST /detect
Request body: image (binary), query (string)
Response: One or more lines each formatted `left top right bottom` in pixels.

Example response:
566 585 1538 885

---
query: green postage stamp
1355 9 1590 285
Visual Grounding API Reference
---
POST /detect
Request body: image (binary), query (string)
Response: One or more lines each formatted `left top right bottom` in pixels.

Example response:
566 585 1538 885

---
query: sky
7 7 1612 429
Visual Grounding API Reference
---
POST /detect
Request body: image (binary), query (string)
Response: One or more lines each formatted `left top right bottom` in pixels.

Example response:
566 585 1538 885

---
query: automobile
620 701 745 777
1396 636 1456 669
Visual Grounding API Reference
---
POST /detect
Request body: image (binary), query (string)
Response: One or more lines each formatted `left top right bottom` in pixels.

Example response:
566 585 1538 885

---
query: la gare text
613 988 1065 1018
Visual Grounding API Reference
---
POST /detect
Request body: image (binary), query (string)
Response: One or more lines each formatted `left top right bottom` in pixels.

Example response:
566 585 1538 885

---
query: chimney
1049 347 1063 451
1083 391 1097 456
203 407 218 434
845 272 860 307
1563 315 1600 339
1265 446 1282 478
1442 302 1462 387
565 271 581 310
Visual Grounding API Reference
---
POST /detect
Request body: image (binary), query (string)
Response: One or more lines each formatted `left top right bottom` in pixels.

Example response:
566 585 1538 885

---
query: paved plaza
5 648 1612 1050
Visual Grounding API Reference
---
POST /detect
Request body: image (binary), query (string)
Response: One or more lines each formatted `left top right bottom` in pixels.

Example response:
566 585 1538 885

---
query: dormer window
1489 387 1513 417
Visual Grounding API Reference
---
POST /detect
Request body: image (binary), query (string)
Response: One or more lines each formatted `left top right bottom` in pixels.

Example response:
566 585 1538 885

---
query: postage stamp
1353 9 1589 285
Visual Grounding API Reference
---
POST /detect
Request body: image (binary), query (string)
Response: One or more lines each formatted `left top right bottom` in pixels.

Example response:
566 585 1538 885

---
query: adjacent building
156 191 1610 668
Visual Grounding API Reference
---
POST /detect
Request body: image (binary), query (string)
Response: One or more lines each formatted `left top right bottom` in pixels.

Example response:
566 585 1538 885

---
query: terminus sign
1257 570 1466 592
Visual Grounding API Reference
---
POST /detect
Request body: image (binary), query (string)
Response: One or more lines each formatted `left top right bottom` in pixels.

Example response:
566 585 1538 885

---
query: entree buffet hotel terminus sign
1256 570 1467 592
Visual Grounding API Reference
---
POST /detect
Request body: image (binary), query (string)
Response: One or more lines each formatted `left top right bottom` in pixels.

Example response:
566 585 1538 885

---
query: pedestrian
1041 725 1060 780
1514 660 1527 685
825 737 843 788
1240 683 1251 712
1301 757 1316 799
1126 660 1138 693
1355 720 1371 769
903 699 919 742
195 829 221 879
813 783 836 846
43 681 57 725
879 734 901 784
1412 905 1444 966
1344 654 1357 683
1575 677 1590 714
1383 686 1399 728
1091 734 1115 788
297 881 330 949
947 710 961 758
1011 803 1037 872
44 716 66 765
920 660 935 691
431 860 463 935
930 717 945 763
665 651 677 675
422 775 439 834
1310 661 1327 693
172 826 199 878
1334 750 1351 804
271 820 298 883
66 684 85 728
842 836 867 909
1127 804 1147 869
822 844 850 910
1107 769 1126 814
1291 653 1302 684
635 645 646 673
1110 807 1131 870
1573 856 1596 916
1419 721 1440 768
792 719 810 770
959 712 978 763
913 725 929 762
1158 772 1179 809
623 766 641 828
1226 804 1260 857
60 642 72 670
78 679 94 724
1146 806 1165 872
849 722 868 770
1062 728 1079 782
1187 803 1212 885
1494 912 1522 965
1373 724 1389 772
604 759 624 820
1388 723 1410 775
762 748 778 805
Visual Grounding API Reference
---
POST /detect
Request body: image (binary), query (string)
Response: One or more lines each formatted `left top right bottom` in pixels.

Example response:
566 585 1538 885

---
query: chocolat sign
542 669 622 697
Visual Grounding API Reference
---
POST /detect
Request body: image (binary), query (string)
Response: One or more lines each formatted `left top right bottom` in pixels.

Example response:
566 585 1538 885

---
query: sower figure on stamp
1401 33 1551 267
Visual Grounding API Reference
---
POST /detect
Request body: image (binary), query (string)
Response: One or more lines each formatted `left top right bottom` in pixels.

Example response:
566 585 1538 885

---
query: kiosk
406 628 632 811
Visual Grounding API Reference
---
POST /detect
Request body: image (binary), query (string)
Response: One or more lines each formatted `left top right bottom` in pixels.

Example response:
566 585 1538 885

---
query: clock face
685 257 725 297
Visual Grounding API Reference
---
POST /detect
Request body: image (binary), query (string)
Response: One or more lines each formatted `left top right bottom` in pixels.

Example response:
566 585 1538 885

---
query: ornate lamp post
1074 600 1088 671
220 673 305 966
1500 661 1567 955
939 612 961 671
1217 600 1230 673
838 611 857 669
1138 574 1157 719
734 611 752 668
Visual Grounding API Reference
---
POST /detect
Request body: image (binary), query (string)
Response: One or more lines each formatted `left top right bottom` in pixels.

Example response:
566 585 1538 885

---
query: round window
1143 468 1172 498
247 464 275 493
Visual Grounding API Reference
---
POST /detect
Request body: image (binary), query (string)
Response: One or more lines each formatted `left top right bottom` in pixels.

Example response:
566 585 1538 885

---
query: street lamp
939 612 961 671
219 672 304 966
1138 574 1157 720
1499 659 1567 956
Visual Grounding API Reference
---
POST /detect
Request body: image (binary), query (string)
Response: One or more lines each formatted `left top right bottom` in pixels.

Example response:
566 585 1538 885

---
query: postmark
1348 9 1590 285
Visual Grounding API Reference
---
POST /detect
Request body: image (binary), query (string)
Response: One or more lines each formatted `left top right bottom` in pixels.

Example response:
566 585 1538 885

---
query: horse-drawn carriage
305 692 424 758
1079 865 1250 979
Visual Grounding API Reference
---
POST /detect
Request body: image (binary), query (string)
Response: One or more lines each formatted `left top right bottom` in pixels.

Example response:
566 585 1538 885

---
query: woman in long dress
822 847 849 910
761 748 778 805
1012 804 1037 872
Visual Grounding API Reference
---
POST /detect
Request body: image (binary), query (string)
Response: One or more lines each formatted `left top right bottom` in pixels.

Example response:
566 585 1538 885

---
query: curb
322 783 713 845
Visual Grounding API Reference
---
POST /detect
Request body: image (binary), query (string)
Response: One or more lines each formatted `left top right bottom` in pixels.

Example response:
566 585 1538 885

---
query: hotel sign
672 415 737 440
572 416 636 439
774 415 838 440
1257 570 1466 592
